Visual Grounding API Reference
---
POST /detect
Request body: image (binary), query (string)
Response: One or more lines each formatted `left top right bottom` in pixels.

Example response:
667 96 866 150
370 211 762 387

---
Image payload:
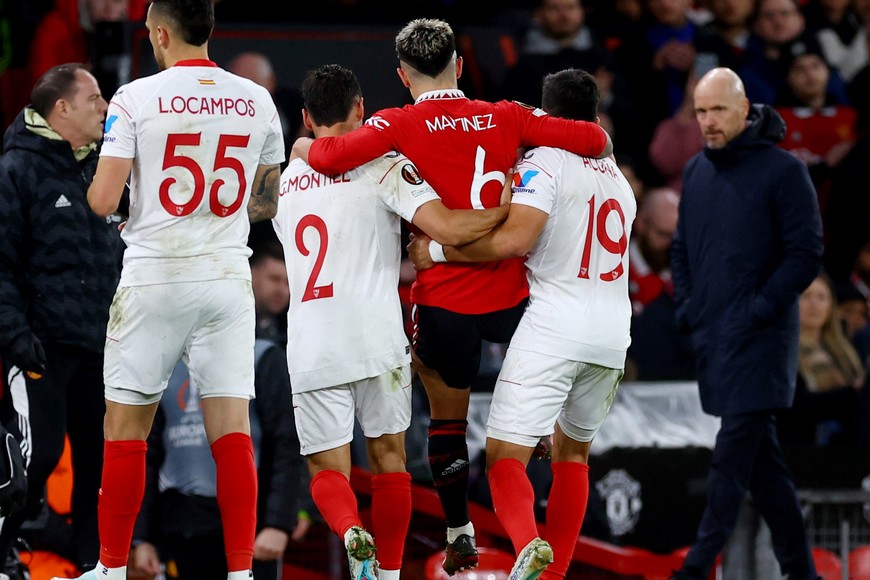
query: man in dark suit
670 67 823 580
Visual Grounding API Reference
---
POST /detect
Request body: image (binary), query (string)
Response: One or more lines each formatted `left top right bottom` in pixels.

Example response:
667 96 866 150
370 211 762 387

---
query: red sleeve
505 101 607 158
308 109 401 174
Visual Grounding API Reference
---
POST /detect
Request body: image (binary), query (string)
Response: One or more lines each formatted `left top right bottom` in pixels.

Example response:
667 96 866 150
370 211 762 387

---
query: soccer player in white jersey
409 69 636 580
274 64 508 580
52 1 284 579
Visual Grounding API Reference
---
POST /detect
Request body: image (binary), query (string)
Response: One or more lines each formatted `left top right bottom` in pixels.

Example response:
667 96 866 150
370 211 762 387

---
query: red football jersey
309 89 608 314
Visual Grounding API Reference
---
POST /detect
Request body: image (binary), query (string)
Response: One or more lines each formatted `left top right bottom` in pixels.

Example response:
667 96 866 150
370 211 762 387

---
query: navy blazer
671 105 823 417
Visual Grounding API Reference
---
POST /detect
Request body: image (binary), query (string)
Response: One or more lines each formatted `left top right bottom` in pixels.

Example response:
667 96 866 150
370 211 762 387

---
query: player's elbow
496 237 530 259
87 192 118 218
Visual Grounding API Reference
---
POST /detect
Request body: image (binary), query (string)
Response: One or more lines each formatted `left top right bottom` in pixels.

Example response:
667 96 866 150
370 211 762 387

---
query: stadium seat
425 546 515 580
812 547 842 580
848 545 870 579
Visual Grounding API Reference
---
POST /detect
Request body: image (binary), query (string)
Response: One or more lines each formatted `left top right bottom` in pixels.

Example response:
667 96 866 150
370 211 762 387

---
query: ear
455 56 463 80
54 98 68 118
302 109 313 132
396 67 411 89
355 97 365 122
157 25 170 50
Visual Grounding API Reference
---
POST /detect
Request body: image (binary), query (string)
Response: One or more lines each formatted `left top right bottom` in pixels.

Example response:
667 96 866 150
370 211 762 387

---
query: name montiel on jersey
157 96 256 116
281 171 352 194
424 113 496 133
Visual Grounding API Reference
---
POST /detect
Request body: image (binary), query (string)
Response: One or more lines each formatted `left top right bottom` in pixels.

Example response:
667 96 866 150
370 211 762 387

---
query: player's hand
131 541 163 576
254 527 290 561
291 511 313 542
501 169 515 206
290 137 314 163
6 332 46 378
407 233 435 271
532 435 553 460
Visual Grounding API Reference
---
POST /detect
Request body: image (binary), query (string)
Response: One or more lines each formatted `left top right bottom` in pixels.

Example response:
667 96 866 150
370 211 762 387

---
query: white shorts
103 279 255 405
487 347 623 447
293 366 412 456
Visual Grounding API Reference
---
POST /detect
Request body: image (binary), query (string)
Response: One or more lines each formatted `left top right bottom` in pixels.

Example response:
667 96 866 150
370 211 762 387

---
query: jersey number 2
159 133 250 217
579 197 628 281
295 214 334 302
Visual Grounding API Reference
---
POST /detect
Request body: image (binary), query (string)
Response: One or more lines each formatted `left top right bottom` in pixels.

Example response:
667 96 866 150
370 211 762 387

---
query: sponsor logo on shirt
424 113 496 133
104 114 119 133
366 115 390 130
512 170 539 194
401 164 423 185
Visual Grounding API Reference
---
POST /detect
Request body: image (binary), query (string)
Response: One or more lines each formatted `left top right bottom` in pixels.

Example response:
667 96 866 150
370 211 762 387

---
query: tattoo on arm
248 165 280 223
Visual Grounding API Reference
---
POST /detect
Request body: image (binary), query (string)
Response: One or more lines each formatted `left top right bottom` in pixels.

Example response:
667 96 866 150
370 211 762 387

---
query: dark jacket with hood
671 104 823 417
0 108 122 354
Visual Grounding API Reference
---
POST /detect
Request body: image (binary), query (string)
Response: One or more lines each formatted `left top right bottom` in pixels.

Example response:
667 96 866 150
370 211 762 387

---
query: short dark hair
301 64 362 127
150 0 213 47
541 69 599 122
250 239 284 266
31 63 87 119
395 19 455 78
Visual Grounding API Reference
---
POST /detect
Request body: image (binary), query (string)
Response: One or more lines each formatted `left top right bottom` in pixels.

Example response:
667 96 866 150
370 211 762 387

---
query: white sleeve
100 84 136 158
369 155 440 222
259 92 286 166
510 148 563 215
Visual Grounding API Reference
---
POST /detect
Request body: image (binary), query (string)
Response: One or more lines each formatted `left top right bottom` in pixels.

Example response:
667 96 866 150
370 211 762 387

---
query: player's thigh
479 298 527 344
186 279 256 400
104 284 196 401
293 386 356 456
559 364 623 443
353 365 413 439
412 304 481 389
486 347 576 447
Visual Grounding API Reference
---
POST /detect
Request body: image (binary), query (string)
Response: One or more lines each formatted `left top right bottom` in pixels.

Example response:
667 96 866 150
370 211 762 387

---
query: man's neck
313 120 359 138
164 46 210 68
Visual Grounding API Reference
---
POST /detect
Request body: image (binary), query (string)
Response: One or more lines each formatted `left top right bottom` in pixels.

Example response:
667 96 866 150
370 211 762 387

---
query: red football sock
310 469 362 538
371 471 412 570
98 440 147 568
211 432 258 572
488 458 538 554
545 462 589 577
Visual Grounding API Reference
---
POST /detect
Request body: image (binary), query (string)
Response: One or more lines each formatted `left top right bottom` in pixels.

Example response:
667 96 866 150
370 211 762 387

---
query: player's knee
367 434 407 474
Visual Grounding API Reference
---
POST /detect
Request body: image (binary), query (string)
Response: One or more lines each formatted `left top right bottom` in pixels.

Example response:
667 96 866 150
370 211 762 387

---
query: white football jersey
273 153 440 393
101 60 285 286
508 148 636 368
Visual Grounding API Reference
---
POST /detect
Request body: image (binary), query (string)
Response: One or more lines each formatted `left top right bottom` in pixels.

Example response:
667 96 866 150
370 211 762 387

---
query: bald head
693 67 749 149
228 52 276 94
637 187 680 273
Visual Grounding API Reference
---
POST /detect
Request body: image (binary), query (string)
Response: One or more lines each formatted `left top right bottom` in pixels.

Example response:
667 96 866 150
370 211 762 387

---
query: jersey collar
415 89 466 104
173 59 218 68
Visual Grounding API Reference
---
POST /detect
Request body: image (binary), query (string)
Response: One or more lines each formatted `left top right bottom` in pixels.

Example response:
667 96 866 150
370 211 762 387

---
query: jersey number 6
159 132 250 218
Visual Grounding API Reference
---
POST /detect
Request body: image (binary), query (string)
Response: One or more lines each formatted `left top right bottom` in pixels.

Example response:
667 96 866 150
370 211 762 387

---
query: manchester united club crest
596 469 643 536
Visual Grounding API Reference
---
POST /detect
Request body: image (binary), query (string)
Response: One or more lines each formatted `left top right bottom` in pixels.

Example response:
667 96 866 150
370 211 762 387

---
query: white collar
415 89 466 104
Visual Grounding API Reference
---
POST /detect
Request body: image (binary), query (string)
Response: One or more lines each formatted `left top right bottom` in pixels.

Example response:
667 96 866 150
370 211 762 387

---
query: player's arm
410 204 547 269
307 121 397 174
411 201 509 246
88 156 132 217
512 102 613 159
248 163 281 223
